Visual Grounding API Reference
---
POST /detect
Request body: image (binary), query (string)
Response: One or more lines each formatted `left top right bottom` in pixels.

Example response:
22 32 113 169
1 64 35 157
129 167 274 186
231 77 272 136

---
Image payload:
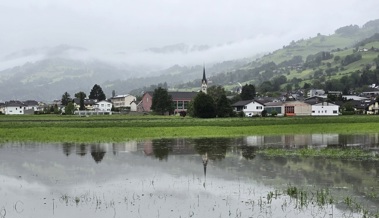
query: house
264 101 285 116
73 98 97 110
170 92 198 114
283 101 311 116
94 100 112 112
138 91 198 114
130 101 138 112
308 89 325 98
4 101 29 115
231 100 265 117
366 101 379 114
311 102 340 116
110 94 136 109
138 92 153 112
23 100 42 112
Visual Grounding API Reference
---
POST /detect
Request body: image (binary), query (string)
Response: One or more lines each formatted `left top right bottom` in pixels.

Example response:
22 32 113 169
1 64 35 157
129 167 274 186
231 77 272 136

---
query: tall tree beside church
75 91 87 110
89 84 106 101
192 92 216 118
151 87 174 115
240 84 256 100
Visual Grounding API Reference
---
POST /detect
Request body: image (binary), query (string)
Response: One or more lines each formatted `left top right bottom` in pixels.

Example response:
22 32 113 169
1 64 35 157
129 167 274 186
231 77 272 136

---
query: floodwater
1 134 379 218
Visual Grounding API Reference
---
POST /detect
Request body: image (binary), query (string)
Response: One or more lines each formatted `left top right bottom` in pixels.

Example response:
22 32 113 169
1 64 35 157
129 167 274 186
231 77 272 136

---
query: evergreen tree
61 92 71 106
216 94 233 117
240 84 256 100
75 91 87 110
151 87 174 115
89 84 106 101
192 92 216 118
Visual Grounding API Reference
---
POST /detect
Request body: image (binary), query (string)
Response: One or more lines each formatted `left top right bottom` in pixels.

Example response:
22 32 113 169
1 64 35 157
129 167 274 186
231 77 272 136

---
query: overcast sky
1 0 379 68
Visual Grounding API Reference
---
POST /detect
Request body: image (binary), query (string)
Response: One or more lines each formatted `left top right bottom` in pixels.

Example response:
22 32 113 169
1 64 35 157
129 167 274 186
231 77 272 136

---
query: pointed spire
202 65 207 84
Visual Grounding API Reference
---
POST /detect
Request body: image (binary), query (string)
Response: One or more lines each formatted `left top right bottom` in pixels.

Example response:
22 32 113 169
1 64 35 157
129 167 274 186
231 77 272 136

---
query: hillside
171 19 379 94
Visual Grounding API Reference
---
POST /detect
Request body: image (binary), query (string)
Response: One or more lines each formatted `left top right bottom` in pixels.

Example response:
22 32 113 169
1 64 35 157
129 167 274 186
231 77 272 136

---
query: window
178 101 184 109
312 111 315 113
184 101 189 109
333 110 338 114
243 106 247 109
256 106 262 110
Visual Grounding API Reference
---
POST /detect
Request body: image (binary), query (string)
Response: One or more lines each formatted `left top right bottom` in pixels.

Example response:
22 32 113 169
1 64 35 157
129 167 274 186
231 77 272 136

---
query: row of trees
61 84 106 114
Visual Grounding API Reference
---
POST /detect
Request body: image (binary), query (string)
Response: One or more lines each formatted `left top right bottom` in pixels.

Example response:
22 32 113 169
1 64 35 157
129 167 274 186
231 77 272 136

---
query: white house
94 100 112 111
4 101 26 115
231 100 265 117
110 94 136 109
311 102 339 116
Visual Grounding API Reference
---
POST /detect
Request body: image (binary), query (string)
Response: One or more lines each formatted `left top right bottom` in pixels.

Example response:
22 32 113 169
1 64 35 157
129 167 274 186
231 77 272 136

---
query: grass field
1 115 379 143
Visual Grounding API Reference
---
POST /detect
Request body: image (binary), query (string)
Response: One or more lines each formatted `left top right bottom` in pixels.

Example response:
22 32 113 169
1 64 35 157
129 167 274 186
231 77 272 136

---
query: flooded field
1 134 379 217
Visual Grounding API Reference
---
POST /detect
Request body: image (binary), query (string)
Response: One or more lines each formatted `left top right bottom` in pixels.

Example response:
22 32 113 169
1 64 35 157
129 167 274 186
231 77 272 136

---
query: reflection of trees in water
90 145 106 163
76 143 87 156
193 138 231 161
62 143 74 156
239 146 257 160
152 139 173 161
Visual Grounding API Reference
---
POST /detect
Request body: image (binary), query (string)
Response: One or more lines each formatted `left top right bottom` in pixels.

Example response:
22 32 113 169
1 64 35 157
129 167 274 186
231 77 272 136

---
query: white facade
95 100 112 111
110 95 136 108
5 105 25 115
232 100 264 117
244 101 264 116
311 102 339 116
130 101 137 112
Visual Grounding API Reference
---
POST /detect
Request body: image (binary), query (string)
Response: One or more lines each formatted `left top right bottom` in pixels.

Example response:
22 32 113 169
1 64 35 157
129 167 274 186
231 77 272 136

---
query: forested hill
169 19 379 95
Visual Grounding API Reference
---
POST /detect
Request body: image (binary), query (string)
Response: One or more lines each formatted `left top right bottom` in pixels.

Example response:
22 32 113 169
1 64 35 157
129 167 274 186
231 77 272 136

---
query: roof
313 102 339 107
23 100 39 106
73 98 97 105
169 92 198 100
231 99 264 107
5 101 25 107
264 101 284 107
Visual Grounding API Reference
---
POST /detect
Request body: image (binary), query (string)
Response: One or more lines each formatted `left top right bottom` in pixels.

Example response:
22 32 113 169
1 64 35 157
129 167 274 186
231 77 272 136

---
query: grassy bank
1 115 379 142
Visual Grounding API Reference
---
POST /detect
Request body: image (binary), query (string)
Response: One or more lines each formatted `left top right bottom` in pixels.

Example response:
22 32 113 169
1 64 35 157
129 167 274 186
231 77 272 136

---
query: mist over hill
1 19 379 102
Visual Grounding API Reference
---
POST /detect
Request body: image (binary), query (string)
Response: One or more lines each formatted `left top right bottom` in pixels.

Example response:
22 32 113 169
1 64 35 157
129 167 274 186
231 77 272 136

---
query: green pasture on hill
1 115 379 143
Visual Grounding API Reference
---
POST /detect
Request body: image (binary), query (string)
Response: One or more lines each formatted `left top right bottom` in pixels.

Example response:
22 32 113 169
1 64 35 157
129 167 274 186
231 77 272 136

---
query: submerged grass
1 115 379 142
259 148 379 161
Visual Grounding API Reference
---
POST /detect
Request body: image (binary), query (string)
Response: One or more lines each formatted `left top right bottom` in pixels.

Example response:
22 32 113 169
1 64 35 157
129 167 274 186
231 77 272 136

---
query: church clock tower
201 66 208 94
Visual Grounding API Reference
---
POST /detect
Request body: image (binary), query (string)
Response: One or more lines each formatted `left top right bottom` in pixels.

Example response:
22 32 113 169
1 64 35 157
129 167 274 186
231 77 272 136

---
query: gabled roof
264 101 284 107
95 100 112 105
231 99 264 107
5 101 25 107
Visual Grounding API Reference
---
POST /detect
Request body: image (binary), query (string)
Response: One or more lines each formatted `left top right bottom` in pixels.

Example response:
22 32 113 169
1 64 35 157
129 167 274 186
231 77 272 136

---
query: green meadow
1 115 379 143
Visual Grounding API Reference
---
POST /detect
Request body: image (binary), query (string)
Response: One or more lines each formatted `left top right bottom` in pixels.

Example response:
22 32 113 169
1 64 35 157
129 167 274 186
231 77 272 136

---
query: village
1 69 379 117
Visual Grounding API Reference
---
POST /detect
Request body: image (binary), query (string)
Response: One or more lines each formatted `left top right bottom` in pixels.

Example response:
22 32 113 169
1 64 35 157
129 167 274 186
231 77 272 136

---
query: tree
75 91 87 110
89 84 106 101
151 87 174 115
216 94 233 117
192 92 216 118
240 84 256 100
61 92 71 106
65 102 75 115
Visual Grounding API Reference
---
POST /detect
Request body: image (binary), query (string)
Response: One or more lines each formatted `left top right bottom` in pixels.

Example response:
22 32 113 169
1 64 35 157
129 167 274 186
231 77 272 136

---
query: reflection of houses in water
245 134 342 148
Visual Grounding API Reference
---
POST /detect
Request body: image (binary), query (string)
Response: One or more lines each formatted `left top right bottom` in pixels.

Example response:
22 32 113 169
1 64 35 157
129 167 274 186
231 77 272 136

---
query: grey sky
1 0 379 69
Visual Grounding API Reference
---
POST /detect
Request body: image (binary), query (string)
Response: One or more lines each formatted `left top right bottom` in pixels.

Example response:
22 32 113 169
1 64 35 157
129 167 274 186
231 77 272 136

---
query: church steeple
201 66 207 94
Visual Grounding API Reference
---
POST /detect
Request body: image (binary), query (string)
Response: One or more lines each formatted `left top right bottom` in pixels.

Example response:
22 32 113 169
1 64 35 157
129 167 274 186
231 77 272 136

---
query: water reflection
1 134 379 217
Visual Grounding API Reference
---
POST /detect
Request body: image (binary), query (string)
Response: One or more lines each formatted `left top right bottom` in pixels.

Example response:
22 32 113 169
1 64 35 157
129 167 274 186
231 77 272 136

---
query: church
138 67 208 114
